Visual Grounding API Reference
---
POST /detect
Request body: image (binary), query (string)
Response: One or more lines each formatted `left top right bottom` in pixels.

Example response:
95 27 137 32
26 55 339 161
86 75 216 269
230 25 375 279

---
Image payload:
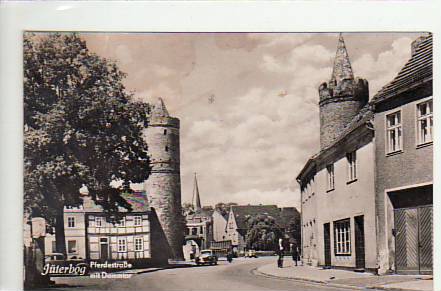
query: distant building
296 35 376 271
371 33 433 275
212 209 229 242
184 174 213 252
44 192 169 266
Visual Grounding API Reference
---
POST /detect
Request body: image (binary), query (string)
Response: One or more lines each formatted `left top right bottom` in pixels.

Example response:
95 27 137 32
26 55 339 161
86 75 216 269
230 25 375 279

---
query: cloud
352 37 413 97
81 33 419 209
248 34 312 49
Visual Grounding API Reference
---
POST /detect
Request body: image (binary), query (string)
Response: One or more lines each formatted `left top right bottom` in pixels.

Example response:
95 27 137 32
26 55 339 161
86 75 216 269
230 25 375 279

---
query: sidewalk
256 261 433 291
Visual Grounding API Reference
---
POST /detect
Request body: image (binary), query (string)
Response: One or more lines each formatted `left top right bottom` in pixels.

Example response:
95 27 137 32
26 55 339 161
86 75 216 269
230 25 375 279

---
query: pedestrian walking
227 251 233 263
291 244 299 266
277 238 284 268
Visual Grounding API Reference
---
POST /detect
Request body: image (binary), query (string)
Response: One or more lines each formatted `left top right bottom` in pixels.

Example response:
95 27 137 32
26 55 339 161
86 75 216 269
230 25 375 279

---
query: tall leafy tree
24 33 151 255
245 214 282 251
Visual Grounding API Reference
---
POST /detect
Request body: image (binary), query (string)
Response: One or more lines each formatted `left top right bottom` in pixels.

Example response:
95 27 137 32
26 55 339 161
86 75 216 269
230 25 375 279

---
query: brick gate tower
144 97 184 260
318 34 369 149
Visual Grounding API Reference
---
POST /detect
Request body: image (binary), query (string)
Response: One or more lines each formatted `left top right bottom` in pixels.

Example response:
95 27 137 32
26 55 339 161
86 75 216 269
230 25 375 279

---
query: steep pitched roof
230 205 281 229
83 191 149 213
330 34 354 85
372 33 432 104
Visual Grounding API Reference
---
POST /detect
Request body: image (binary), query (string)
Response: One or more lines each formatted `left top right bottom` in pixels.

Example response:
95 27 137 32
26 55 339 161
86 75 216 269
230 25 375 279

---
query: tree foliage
245 214 282 251
24 33 151 253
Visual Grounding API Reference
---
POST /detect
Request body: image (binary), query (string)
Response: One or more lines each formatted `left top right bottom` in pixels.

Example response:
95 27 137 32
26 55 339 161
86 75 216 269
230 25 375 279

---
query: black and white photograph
19 31 433 291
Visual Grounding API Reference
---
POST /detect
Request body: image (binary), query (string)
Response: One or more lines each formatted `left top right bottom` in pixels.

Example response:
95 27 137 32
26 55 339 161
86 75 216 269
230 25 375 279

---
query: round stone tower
144 97 184 260
319 34 369 149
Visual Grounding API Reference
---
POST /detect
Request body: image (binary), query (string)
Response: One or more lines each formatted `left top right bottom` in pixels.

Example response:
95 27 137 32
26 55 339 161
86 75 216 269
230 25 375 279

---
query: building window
164 129 167 135
134 215 142 226
191 228 197 236
51 241 56 253
334 219 351 256
386 111 402 154
134 237 143 251
95 217 102 227
165 146 169 152
346 151 357 182
326 164 335 191
67 217 75 228
67 240 77 254
200 226 204 235
117 238 127 252
417 99 433 145
116 217 126 227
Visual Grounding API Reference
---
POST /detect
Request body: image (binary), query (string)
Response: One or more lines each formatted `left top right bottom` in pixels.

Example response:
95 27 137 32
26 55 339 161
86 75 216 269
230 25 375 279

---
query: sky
81 32 421 209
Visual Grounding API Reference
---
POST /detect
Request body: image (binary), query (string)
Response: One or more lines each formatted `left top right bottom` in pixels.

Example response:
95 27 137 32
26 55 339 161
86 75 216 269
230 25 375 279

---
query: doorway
394 206 432 274
100 237 109 260
354 215 365 270
323 223 331 267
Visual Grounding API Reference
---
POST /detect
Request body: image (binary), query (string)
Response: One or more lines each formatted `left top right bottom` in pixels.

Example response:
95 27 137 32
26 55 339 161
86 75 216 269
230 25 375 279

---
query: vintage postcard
22 31 433 291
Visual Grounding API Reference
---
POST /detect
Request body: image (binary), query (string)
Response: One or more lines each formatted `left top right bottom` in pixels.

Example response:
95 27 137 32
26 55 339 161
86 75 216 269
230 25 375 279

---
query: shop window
334 219 351 256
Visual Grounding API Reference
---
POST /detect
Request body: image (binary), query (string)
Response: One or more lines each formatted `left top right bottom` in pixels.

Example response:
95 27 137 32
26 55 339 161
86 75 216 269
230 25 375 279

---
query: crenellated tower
143 97 184 260
318 34 369 149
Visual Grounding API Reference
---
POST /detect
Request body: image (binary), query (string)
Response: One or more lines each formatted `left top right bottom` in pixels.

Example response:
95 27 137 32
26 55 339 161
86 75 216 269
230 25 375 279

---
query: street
36 257 381 291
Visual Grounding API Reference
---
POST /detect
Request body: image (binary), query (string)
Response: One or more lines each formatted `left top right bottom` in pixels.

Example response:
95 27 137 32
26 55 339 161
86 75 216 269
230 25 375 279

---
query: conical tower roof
151 97 169 118
192 173 202 211
330 34 354 85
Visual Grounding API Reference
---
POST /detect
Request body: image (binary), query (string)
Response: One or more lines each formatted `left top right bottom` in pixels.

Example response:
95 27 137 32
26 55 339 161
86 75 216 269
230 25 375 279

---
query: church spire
192 173 202 211
330 33 354 85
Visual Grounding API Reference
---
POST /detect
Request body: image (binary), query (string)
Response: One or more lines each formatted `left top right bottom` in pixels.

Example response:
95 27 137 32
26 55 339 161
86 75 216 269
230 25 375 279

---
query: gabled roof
82 191 149 213
213 209 229 220
372 33 432 104
230 205 281 229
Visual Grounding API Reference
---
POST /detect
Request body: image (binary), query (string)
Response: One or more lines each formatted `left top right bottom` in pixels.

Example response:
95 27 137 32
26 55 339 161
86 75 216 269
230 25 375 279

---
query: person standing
277 238 284 268
291 243 300 266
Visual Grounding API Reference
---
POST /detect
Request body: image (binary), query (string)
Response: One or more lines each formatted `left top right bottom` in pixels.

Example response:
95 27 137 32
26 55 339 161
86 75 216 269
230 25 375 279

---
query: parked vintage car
244 249 257 258
195 249 218 266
